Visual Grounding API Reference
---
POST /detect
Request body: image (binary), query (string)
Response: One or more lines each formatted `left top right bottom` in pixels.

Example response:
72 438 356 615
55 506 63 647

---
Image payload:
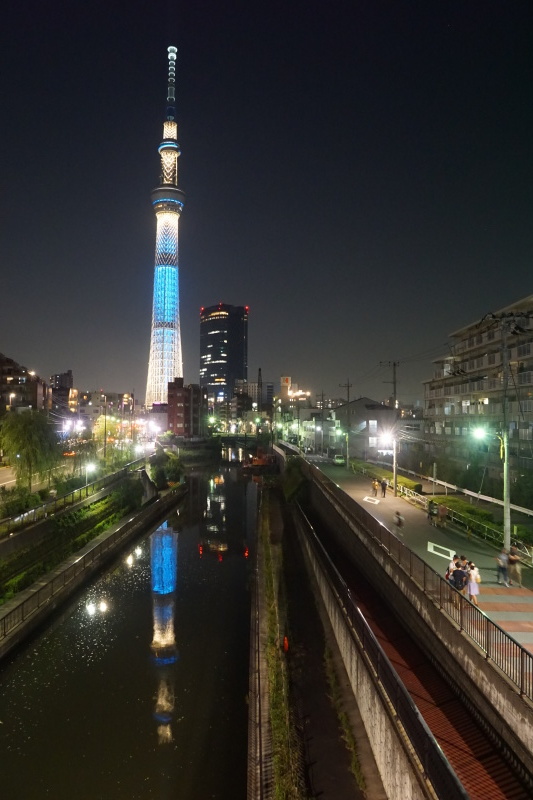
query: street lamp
380 432 398 496
100 394 107 461
85 462 96 486
473 427 510 550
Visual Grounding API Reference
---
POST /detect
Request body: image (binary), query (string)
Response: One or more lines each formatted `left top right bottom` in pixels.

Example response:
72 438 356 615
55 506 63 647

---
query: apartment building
423 294 533 477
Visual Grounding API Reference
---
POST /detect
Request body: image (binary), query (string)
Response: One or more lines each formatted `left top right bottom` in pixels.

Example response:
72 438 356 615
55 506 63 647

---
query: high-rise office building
145 46 185 409
199 304 249 409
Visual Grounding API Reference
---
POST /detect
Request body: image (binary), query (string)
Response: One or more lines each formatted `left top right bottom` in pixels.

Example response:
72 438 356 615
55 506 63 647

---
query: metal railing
296 502 469 800
311 465 533 701
0 459 145 540
353 461 532 562
0 488 185 644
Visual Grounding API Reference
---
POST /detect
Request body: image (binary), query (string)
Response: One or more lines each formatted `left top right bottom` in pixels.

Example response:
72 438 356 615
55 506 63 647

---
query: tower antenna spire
145 46 185 408
166 45 177 118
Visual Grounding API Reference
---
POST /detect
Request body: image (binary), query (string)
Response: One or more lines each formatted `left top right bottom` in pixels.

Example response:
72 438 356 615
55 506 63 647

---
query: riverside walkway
319 463 533 653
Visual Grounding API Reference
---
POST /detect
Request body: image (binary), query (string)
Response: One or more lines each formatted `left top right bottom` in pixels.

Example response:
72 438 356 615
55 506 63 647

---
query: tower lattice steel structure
145 46 185 408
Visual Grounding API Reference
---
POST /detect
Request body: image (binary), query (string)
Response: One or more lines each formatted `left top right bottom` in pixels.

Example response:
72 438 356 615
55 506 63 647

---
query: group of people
447 544 523 605
371 478 389 498
495 544 523 588
446 554 481 605
427 499 448 528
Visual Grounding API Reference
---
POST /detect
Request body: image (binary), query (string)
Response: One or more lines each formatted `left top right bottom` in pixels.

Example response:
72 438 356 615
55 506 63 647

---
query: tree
0 411 60 491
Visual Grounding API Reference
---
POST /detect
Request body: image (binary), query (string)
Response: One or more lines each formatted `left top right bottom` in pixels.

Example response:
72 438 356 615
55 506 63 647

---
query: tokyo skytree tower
145 46 185 408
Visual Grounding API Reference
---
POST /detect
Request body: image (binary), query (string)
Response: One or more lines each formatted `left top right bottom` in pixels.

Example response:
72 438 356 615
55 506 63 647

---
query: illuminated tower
145 46 185 408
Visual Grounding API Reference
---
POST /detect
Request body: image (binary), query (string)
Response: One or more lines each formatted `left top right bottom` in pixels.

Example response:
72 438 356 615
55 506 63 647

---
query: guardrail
0 487 185 644
352 463 532 563
0 459 145 540
312 465 533 701
297 501 469 800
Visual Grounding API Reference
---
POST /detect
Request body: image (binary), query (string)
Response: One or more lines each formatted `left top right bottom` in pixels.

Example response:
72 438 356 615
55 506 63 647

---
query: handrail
353 463 532 562
0 488 184 644
310 464 533 701
0 459 145 540
296 501 469 799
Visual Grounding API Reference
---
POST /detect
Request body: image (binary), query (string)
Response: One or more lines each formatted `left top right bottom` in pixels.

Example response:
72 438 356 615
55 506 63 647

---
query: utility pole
380 361 399 409
339 379 352 462
339 378 352 431
316 391 325 454
477 311 533 551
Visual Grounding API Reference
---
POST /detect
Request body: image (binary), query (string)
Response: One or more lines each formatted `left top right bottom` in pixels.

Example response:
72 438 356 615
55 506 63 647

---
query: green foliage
281 457 306 501
152 465 168 490
151 446 169 467
324 647 366 792
0 482 144 604
260 492 305 800
431 495 494 524
350 460 422 493
165 453 183 483
0 486 41 518
113 478 144 509
0 410 60 491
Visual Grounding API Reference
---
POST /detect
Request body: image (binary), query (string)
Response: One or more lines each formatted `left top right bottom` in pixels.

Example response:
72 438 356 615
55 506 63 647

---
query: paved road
0 466 17 489
318 463 533 653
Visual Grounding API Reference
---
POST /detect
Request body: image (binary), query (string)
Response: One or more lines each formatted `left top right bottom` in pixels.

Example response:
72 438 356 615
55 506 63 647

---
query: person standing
496 548 509 587
451 561 468 598
467 562 481 606
372 479 379 497
508 544 522 588
437 504 448 528
381 478 388 497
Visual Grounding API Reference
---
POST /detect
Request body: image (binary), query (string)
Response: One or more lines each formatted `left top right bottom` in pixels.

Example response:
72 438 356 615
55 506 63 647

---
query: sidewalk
324 466 533 653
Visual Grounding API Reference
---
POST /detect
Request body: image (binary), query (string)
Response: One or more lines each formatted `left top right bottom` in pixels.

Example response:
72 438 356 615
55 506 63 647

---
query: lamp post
85 462 96 495
473 427 510 550
101 395 107 461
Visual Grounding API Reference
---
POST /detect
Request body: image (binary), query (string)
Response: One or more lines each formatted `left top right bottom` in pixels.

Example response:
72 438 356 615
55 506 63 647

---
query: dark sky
2 1 532 406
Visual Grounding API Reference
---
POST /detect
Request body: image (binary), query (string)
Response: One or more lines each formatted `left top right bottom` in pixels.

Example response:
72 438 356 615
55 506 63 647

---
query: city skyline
2 1 532 405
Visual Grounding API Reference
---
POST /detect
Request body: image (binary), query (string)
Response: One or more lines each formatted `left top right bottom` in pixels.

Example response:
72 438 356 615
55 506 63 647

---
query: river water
0 467 257 799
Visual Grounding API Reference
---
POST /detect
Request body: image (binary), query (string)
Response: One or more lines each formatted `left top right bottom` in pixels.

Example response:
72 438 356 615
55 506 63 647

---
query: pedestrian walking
437 504 448 528
467 562 481 606
508 544 522 588
381 478 388 498
496 547 509 587
427 500 437 526
394 511 404 532
372 479 379 497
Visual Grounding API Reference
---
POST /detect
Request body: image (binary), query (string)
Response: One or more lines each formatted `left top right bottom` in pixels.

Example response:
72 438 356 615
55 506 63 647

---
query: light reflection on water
0 468 256 799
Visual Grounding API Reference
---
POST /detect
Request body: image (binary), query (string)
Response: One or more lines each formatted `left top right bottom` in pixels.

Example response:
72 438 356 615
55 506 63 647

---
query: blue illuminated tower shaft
146 46 185 408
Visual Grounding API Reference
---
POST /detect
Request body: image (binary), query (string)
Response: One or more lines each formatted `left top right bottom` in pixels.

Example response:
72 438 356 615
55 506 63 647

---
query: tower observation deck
145 46 185 408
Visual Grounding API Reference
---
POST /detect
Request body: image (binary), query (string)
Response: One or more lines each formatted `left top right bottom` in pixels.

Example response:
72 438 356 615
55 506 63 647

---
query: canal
0 467 258 799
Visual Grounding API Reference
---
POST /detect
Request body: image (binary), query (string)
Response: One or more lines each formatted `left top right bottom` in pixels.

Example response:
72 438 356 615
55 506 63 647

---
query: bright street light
85 462 96 486
473 426 510 550
380 432 397 496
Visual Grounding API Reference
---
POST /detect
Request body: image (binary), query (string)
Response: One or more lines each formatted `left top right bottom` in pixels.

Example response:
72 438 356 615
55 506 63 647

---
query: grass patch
260 490 306 800
324 647 366 792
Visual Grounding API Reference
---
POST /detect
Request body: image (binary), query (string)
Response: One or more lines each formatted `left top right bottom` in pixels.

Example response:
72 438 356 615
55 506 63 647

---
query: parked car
333 454 345 465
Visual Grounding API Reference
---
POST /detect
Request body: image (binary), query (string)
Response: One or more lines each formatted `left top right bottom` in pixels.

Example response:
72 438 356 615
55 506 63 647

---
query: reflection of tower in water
150 521 178 745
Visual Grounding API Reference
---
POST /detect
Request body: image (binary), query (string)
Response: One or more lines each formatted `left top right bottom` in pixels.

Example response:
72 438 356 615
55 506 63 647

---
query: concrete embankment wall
0 486 186 661
308 476 533 781
294 513 430 800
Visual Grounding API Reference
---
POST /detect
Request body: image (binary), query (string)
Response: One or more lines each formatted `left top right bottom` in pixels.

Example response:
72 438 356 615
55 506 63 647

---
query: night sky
2 1 532 406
